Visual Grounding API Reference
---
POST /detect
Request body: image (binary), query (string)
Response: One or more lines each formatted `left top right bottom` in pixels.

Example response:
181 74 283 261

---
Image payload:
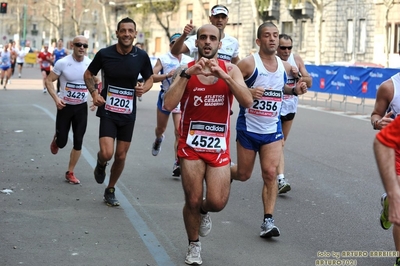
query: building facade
3 0 399 67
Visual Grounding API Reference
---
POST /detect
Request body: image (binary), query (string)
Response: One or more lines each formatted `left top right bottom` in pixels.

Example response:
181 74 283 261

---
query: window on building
155 37 161 53
358 19 366 53
346 19 354 54
282 21 293 36
394 23 400 54
203 2 209 19
93 10 98 23
299 20 306 50
187 4 193 20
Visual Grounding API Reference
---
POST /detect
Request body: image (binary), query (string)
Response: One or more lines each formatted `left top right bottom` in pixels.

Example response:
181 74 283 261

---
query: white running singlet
236 54 286 134
281 53 299 116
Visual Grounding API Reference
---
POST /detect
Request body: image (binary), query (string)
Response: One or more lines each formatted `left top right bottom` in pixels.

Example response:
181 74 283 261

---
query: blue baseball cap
170 33 181 44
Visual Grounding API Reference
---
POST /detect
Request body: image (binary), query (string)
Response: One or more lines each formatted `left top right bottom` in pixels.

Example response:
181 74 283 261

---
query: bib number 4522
191 135 221 149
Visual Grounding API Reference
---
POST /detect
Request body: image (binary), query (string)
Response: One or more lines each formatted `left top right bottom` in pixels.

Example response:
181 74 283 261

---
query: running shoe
104 187 120 206
50 134 59 155
138 96 142 102
185 241 202 265
94 155 107 184
380 193 392 230
260 217 280 238
43 88 47 93
172 161 181 177
199 213 212 237
152 134 164 156
278 177 291 194
65 171 80 184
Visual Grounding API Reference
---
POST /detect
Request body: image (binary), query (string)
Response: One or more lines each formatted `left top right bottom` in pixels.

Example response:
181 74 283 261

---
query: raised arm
170 20 194 56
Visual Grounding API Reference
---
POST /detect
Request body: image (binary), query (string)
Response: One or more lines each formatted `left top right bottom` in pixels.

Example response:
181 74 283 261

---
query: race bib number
63 82 88 104
249 88 282 117
186 121 227 153
105 85 134 114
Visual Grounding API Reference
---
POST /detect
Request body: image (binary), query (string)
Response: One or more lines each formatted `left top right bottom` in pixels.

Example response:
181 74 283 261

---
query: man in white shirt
170 5 240 64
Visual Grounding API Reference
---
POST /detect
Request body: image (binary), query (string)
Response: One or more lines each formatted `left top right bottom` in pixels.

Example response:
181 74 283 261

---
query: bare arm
45 71 65 110
141 75 154 94
152 59 174 83
164 65 188 111
282 61 307 96
231 55 240 65
222 62 252 108
371 79 394 130
294 54 312 88
84 69 104 106
170 20 193 56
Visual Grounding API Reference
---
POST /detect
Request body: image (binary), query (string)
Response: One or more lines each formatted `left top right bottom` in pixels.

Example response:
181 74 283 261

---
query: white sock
277 174 284 181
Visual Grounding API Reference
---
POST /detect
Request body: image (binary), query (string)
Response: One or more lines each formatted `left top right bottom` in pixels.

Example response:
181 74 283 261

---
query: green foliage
285 0 308 6
257 0 274 13
134 0 180 15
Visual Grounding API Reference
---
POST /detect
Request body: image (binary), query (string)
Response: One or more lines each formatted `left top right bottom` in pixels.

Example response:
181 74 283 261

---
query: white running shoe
278 177 291 194
199 213 212 237
260 217 280 238
43 88 47 93
151 134 164 156
185 242 202 265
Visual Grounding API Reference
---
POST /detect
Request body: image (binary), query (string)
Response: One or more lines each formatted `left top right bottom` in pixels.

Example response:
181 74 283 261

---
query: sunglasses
74 42 88 48
279 46 292 50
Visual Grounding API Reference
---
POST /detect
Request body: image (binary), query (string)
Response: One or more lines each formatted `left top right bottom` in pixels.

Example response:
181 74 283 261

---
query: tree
132 0 180 41
69 0 95 37
42 0 64 40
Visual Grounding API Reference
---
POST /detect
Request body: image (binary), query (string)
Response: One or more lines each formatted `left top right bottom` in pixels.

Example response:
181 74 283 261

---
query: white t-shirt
52 54 92 105
16 48 27 64
184 33 239 62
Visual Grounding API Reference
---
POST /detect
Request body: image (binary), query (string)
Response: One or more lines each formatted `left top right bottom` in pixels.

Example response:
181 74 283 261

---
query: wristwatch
180 68 191 79
291 87 298 96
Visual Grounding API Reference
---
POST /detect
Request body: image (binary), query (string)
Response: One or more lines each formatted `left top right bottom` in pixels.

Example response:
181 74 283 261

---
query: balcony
259 0 280 21
288 1 314 21
31 30 38 36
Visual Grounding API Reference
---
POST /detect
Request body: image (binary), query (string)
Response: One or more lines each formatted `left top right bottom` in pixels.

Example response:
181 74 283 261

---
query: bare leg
68 148 81 173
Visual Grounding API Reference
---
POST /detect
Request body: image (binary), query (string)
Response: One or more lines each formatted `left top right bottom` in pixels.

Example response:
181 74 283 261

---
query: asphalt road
0 65 394 266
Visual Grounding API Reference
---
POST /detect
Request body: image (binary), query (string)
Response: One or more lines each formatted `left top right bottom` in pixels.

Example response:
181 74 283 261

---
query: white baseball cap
211 6 229 16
